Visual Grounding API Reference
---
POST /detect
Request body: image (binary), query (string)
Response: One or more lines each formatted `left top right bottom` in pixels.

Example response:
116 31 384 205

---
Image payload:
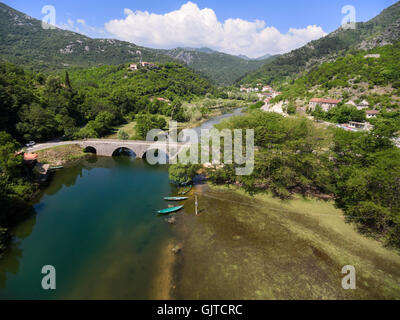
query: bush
118 129 129 140
169 164 200 185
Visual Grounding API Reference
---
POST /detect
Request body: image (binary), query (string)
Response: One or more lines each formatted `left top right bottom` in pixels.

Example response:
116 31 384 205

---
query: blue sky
3 0 397 57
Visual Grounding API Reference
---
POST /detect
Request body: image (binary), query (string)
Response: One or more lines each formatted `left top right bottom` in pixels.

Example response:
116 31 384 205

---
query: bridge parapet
78 139 188 158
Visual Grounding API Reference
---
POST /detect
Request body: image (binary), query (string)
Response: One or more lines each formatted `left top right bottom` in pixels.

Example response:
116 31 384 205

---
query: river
0 109 243 300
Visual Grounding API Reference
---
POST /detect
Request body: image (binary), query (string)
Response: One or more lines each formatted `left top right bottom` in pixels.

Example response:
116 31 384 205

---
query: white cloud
77 19 86 26
105 1 327 58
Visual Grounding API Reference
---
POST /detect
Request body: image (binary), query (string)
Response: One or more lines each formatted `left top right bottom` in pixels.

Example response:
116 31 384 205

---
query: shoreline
150 239 180 300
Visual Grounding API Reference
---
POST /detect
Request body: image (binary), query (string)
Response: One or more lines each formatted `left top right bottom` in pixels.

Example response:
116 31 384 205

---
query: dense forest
0 131 36 259
0 61 213 142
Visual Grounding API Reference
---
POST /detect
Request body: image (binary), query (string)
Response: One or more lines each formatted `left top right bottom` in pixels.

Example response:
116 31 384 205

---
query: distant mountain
0 2 176 71
0 2 274 85
236 53 273 61
240 1 400 85
163 47 273 85
194 47 216 54
237 54 251 60
255 54 272 61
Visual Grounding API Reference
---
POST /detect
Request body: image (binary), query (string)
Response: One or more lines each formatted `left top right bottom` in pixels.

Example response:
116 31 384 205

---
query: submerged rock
166 216 177 224
172 246 182 254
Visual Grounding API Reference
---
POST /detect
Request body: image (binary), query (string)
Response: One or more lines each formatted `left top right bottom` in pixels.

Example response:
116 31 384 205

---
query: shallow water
171 185 400 300
0 156 174 299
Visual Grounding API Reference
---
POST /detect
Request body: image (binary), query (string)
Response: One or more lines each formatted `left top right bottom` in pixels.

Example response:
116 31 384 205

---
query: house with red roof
309 98 341 112
366 110 380 119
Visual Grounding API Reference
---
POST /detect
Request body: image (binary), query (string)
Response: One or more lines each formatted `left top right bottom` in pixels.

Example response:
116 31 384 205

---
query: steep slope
0 2 273 85
0 2 175 71
240 1 400 85
162 48 273 85
272 42 400 111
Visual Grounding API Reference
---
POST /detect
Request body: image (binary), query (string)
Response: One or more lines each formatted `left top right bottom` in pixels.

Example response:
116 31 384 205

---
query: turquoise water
0 156 174 299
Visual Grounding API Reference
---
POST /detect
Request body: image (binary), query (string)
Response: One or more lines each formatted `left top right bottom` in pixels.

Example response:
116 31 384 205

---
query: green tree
169 164 199 185
118 129 129 140
135 114 166 140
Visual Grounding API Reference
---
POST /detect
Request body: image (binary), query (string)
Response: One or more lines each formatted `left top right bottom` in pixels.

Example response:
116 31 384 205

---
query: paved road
26 141 78 153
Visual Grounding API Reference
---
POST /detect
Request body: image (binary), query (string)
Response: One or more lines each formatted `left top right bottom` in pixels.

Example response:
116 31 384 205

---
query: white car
25 141 36 148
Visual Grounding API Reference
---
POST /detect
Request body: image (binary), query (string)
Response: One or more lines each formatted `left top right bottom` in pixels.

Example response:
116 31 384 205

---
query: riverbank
35 144 91 167
103 106 244 140
181 107 238 130
168 183 400 299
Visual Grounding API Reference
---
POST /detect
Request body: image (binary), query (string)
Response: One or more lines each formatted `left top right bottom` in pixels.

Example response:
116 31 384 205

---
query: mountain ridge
0 2 272 85
240 1 400 85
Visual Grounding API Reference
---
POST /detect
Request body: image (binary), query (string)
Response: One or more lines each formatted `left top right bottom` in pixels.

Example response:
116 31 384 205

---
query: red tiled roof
310 98 341 104
366 110 380 114
24 153 38 161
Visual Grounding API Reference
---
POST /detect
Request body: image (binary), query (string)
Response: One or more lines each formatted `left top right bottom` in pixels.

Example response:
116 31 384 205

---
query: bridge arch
83 146 97 154
112 147 137 158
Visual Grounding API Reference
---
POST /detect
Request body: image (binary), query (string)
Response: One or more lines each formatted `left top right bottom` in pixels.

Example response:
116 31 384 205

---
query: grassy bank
103 105 243 140
170 184 400 299
36 144 89 166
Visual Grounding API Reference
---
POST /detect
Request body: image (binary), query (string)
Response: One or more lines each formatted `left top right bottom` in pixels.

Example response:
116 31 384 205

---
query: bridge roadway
28 139 190 158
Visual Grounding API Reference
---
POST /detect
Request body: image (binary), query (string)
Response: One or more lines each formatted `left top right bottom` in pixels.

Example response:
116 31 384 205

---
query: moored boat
157 205 184 215
164 197 189 201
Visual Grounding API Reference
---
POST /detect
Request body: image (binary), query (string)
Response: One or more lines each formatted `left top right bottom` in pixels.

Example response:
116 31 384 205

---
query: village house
348 121 372 131
366 110 380 119
357 100 370 110
309 98 341 112
264 98 271 104
347 100 357 107
240 87 255 93
272 92 281 98
129 64 138 71
141 61 157 68
129 62 158 71
157 97 171 103
364 54 381 59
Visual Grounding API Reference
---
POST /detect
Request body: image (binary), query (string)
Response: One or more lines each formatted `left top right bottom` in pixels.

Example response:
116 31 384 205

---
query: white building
357 100 370 110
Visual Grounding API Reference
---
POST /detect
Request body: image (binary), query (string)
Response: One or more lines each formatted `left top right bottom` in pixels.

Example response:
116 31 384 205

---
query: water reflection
0 156 173 299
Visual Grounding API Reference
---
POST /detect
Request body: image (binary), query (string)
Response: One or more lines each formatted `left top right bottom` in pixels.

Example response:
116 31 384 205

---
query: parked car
25 141 36 148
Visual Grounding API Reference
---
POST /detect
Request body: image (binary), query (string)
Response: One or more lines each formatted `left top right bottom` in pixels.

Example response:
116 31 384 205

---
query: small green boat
157 205 184 215
164 197 188 201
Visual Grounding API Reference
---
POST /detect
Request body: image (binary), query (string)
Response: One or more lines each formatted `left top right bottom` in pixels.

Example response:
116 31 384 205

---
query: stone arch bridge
29 139 190 159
